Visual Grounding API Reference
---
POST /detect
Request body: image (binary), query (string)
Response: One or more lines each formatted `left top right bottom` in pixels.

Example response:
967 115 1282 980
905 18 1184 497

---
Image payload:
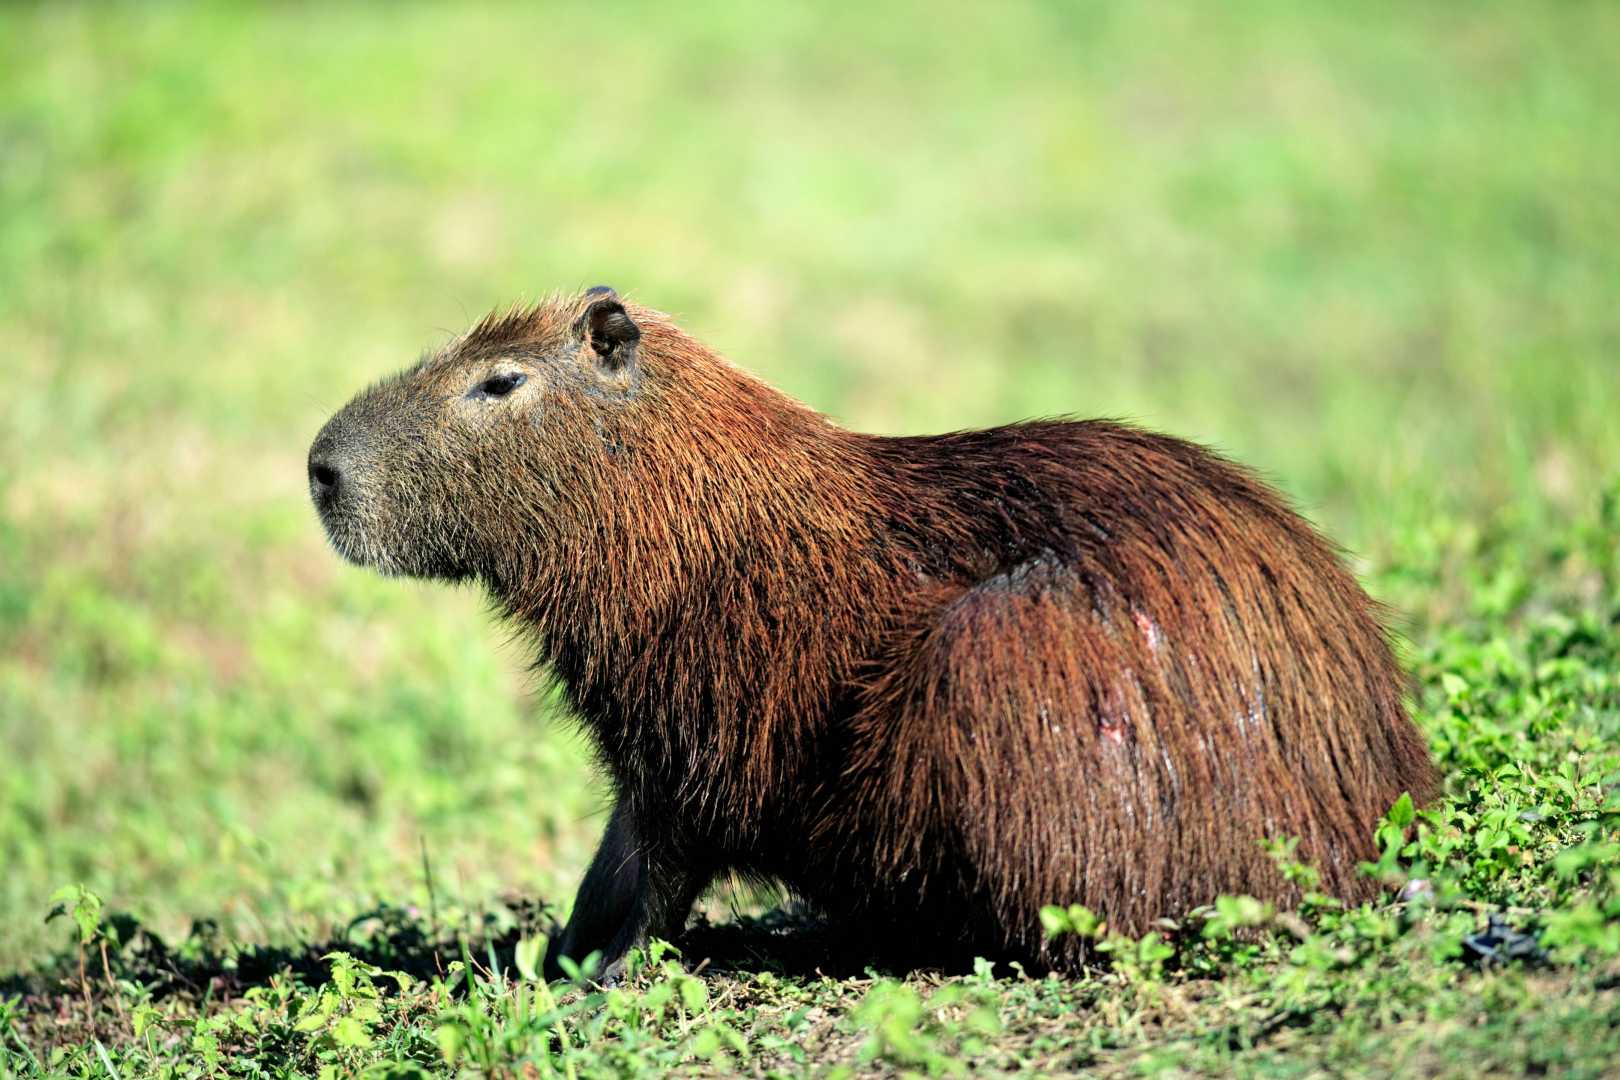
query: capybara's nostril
309 459 340 495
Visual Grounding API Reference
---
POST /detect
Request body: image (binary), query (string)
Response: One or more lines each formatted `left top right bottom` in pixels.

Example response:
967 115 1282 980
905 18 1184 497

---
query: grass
2 0 1618 1075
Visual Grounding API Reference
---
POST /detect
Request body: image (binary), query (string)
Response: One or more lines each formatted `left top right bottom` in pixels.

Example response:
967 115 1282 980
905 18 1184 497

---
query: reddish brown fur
309 289 1439 978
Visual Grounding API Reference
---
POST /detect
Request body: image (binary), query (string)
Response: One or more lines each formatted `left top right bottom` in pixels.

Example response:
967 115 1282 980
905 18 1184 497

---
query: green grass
2 1 1618 1075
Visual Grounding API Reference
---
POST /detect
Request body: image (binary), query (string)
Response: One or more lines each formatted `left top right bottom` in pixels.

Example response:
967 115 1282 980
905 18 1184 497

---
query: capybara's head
307 287 646 582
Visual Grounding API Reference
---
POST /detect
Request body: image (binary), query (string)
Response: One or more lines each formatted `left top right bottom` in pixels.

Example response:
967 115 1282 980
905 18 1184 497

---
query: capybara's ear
575 291 640 372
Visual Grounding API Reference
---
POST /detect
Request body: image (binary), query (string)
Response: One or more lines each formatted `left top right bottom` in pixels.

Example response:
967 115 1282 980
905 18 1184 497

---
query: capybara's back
831 422 1437 969
308 289 1439 978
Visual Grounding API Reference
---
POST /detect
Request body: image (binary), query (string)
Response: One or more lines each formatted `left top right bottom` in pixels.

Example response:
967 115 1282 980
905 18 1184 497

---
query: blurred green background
1 1 1616 970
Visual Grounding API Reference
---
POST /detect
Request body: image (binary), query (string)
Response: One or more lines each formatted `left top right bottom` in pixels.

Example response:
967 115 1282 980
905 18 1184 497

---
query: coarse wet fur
308 288 1439 980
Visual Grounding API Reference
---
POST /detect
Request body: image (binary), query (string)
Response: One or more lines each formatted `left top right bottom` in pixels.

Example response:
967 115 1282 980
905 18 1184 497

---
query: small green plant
1038 903 1103 940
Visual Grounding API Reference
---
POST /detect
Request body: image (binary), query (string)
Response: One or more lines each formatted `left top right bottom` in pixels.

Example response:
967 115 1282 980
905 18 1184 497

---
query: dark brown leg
544 798 708 983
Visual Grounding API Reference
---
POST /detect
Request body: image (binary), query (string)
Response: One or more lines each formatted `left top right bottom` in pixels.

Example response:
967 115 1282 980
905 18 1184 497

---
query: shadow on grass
0 896 923 1050
2 902 548 1050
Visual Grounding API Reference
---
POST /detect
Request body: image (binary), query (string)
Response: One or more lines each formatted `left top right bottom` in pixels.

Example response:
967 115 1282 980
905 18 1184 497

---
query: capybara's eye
475 372 526 398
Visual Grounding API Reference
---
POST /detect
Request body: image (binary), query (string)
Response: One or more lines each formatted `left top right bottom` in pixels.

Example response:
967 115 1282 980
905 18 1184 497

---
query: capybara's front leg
543 797 706 984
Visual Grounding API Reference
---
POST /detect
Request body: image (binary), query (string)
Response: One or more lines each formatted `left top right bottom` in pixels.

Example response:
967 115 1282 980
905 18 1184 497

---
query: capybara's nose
308 456 341 500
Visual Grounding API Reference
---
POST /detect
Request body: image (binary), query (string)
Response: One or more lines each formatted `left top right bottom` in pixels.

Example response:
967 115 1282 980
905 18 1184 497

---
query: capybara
308 287 1438 979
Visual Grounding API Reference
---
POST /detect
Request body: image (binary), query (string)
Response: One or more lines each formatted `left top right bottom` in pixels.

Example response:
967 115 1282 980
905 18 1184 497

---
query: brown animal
308 287 1438 979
